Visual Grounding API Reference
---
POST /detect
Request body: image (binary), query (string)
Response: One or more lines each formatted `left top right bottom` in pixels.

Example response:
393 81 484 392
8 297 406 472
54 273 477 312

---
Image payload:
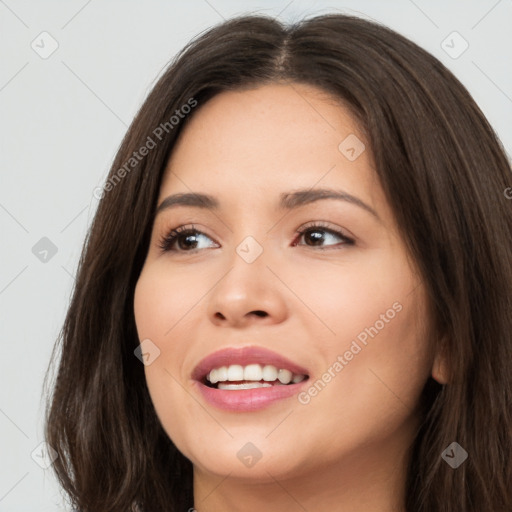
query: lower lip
194 380 309 412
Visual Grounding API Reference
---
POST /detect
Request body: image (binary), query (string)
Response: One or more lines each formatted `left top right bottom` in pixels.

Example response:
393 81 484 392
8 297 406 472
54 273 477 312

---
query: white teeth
206 363 307 386
277 369 293 384
218 382 272 390
209 368 219 384
244 364 263 381
227 364 244 381
217 366 228 382
262 365 278 381
208 366 227 384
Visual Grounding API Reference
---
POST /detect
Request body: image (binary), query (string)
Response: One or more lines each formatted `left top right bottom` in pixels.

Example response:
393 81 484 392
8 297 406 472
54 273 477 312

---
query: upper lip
192 345 310 382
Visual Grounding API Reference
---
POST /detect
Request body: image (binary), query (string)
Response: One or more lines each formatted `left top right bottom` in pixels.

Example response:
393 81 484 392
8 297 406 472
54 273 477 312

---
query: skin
133 83 448 512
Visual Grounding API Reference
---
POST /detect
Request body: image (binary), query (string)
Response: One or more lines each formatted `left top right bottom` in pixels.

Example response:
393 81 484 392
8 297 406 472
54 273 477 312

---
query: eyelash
157 222 355 254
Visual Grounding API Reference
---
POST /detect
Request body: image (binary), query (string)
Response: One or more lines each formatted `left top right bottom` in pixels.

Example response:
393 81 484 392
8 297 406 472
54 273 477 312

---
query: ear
431 337 450 385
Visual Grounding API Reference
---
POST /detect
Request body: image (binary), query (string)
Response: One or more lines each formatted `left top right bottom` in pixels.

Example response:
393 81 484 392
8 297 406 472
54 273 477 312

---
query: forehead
158 83 380 211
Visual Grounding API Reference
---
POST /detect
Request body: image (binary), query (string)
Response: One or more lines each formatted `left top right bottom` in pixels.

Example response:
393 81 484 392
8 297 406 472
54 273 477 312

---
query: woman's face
134 83 439 484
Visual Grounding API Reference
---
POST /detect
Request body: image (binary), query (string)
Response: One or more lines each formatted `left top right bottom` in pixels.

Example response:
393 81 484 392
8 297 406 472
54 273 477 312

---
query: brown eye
158 225 217 253
294 223 354 249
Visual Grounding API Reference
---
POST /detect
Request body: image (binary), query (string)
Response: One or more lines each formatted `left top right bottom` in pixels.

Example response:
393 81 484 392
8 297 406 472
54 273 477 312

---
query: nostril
252 310 267 317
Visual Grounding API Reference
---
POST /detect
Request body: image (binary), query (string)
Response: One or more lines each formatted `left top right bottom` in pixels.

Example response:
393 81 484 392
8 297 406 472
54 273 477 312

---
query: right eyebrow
155 193 219 217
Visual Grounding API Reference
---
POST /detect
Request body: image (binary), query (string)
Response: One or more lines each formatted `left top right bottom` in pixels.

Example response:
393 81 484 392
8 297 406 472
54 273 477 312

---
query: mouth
202 363 308 390
192 346 310 411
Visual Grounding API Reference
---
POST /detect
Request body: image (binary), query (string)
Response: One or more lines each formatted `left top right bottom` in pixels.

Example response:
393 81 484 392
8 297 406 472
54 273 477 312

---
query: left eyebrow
155 187 380 221
278 188 380 220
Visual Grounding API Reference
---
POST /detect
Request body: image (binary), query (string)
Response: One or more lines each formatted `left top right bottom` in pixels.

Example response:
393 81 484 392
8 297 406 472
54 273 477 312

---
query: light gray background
1 0 511 510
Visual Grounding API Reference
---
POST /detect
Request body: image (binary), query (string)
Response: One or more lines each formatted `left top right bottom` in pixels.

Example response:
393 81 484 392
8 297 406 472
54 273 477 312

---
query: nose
207 245 289 328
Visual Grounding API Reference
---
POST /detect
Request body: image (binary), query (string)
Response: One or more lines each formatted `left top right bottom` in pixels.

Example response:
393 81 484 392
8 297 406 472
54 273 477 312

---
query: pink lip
191 345 309 381
191 345 310 412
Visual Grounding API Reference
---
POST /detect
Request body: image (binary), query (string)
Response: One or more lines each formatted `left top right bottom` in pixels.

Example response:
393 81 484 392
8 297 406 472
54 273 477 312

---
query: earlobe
431 341 450 384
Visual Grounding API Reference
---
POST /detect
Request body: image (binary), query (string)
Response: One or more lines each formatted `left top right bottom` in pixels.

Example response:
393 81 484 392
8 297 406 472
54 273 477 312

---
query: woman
44 13 512 512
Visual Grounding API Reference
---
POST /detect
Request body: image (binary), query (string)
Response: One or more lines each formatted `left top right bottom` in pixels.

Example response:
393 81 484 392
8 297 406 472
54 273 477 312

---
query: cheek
303 285 431 447
133 264 202 397
292 250 417 351
295 252 431 434
133 263 201 341
133 265 207 452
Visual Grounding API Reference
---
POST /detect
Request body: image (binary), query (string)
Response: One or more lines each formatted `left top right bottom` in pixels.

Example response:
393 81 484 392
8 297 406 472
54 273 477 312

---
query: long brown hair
44 13 512 512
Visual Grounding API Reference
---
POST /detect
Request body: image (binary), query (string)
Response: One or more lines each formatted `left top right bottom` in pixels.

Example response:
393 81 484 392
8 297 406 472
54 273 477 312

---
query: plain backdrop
1 0 511 510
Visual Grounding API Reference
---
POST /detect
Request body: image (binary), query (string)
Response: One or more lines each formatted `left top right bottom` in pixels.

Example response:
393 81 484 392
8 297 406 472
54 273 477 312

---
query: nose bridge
224 205 274 270
207 231 287 326
221 232 270 297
